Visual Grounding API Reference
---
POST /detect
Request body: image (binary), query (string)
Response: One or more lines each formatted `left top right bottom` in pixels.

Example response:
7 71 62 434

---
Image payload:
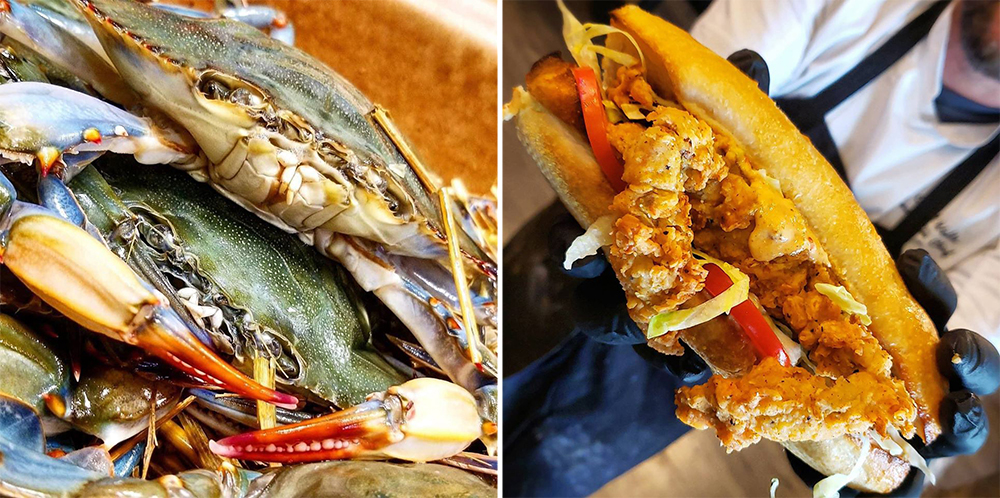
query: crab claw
0 211 297 409
0 82 200 177
209 378 481 463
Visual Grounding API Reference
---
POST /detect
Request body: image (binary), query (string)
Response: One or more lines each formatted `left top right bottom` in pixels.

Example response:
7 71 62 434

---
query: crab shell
74 0 445 259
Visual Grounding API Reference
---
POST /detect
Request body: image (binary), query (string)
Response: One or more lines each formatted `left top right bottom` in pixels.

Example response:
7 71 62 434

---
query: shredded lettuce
563 215 615 270
750 294 803 366
647 251 749 339
813 438 871 498
869 429 935 485
557 0 645 92
887 427 935 485
603 100 627 123
815 283 872 326
503 86 528 121
868 431 903 457
619 103 647 120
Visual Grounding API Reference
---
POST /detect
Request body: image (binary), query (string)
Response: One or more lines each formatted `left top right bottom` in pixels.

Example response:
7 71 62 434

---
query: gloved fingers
936 328 1000 395
548 214 608 278
727 49 770 95
632 342 710 384
919 389 989 459
785 450 860 498
896 249 957 331
571 269 646 345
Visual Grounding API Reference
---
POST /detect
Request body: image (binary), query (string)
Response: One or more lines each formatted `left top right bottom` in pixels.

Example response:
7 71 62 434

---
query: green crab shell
63 365 180 448
69 159 406 407
245 461 496 498
75 0 445 258
0 313 68 414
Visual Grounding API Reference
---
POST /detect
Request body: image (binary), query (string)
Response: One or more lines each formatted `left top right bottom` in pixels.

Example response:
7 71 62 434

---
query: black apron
773 0 999 257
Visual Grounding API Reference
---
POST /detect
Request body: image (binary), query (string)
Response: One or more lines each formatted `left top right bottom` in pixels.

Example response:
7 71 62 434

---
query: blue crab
0 0 497 481
0 0 497 399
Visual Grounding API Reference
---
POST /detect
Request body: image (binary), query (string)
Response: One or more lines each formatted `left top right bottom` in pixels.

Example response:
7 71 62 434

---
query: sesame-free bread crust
609 5 945 443
514 88 908 494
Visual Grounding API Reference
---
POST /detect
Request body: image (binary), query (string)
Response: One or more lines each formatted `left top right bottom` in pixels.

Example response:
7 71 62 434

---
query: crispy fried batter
525 53 585 134
607 106 728 328
608 65 655 109
676 358 917 452
695 227 895 379
800 320 893 379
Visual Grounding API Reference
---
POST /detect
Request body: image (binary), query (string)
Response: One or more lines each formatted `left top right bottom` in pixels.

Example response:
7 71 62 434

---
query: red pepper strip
703 263 790 366
572 66 627 192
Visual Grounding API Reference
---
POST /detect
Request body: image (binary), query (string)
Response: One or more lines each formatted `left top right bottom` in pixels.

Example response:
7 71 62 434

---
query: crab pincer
210 378 482 463
0 175 296 409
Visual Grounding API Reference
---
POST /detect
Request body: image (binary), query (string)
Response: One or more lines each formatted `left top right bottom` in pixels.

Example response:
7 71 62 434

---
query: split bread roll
511 5 947 493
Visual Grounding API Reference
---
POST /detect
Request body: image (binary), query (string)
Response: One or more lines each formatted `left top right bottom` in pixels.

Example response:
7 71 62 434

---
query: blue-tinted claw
0 395 105 496
222 6 295 45
0 394 43 451
0 0 132 103
37 175 86 227
0 82 197 176
189 388 312 430
22 0 105 57
112 441 143 478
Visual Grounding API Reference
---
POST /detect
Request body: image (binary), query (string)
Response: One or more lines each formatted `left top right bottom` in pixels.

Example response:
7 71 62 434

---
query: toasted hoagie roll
506 4 946 494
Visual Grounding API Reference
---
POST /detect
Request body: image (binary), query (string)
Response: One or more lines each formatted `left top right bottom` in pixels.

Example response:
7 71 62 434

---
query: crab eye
198 71 267 109
199 79 230 100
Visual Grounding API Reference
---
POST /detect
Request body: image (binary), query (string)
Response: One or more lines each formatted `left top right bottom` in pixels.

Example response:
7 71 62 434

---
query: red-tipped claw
210 378 481 463
0 213 296 409
133 307 298 409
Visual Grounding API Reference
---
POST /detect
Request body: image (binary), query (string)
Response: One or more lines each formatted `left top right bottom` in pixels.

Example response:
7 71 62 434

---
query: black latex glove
787 249 1000 497
549 214 712 383
727 49 771 95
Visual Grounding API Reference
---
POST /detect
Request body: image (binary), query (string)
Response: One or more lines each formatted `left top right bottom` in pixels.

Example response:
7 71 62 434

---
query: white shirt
691 0 1000 341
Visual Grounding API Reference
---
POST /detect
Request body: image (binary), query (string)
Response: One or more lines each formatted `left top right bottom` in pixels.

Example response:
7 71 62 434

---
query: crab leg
0 173 296 409
209 378 481 464
323 234 493 393
0 395 106 497
0 82 200 175
221 5 294 45
0 0 131 103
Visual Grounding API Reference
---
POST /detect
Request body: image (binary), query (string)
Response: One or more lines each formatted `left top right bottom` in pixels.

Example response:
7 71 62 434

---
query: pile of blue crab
0 0 497 496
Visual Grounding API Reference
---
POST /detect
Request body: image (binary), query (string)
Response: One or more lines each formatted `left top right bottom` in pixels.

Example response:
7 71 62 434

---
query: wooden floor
502 1 1000 496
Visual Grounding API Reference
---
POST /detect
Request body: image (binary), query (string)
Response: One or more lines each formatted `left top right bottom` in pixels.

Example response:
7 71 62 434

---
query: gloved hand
548 215 711 384
787 249 1000 497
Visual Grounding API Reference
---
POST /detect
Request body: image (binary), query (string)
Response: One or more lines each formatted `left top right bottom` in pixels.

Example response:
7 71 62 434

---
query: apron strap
881 134 1000 257
806 1 950 121
774 1 951 182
